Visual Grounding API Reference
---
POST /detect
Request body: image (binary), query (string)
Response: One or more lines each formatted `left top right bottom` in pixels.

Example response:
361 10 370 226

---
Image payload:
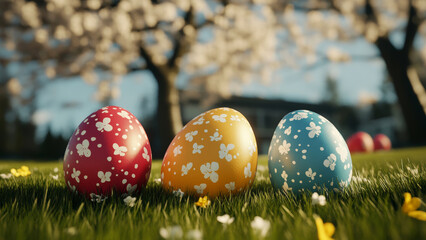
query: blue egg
268 110 352 193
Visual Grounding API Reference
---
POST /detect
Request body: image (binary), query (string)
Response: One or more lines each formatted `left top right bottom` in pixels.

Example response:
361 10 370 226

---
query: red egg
63 106 152 198
346 131 374 153
373 134 392 151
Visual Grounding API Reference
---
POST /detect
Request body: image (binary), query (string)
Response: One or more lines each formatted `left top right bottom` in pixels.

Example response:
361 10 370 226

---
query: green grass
0 147 425 240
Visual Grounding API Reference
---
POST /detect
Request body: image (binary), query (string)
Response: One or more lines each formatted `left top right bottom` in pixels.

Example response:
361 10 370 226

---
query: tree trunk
155 71 183 156
376 37 426 144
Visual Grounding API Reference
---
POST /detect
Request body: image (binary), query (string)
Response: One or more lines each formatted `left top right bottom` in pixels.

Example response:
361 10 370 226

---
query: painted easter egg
373 134 392 151
347 131 374 153
268 110 352 193
63 106 152 199
161 107 258 198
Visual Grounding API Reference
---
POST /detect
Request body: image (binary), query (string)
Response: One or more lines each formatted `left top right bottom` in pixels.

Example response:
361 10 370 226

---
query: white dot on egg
294 135 298 139
302 149 307 153
168 168 171 172
167 162 170 165
115 133 119 136
138 135 141 139
122 135 127 139
77 138 80 141
201 138 204 140
206 121 210 124
84 175 88 179
112 167 115 170
298 144 301 147
204 129 208 133
67 164 70 167
233 155 236 159
81 130 86 135
132 174 135 178
237 153 239 156
274 168 277 173
66 171 69 174
173 162 176 165
298 130 301 132
135 164 138 169
118 160 122 163
292 161 296 165
76 160 79 164
307 144 310 147
168 181 171 186
91 137 96 141
124 171 128 176
96 183 100 186
319 174 322 177
116 123 119 126
313 186 316 189
295 149 298 152
129 125 133 130
302 155 306 159
70 151 73 155
299 180 303 184
110 114 113 116
107 156 112 161
297 172 300 175
118 128 121 131
320 147 324 151
291 179 295 183
122 179 127 184
174 172 176 175
97 144 102 148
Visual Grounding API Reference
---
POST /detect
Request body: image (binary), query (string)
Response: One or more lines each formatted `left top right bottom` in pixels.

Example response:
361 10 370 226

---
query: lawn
0 147 425 240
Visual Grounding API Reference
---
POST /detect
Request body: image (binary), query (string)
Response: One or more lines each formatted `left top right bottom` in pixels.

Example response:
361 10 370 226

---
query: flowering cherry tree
0 0 283 152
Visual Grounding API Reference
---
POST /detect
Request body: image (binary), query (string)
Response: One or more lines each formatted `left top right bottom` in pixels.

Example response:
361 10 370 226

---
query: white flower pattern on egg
305 168 316 180
96 118 113 132
281 170 288 181
248 139 256 156
192 143 204 154
194 183 207 194
142 147 150 162
98 171 111 183
225 182 235 191
200 162 219 183
173 145 182 156
210 132 222 141
336 143 348 163
117 110 131 119
71 168 81 183
181 163 193 176
244 163 252 178
323 154 337 171
278 140 291 155
113 143 127 156
185 131 198 142
193 116 204 125
219 144 235 161
76 140 91 157
212 114 227 122
284 126 292 135
306 122 321 138
290 112 308 121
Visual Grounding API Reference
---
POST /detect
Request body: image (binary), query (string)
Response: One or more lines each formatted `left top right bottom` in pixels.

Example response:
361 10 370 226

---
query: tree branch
402 0 420 56
167 5 194 69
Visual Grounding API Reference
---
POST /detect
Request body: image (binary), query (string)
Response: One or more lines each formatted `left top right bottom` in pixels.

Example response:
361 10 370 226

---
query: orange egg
161 107 258 198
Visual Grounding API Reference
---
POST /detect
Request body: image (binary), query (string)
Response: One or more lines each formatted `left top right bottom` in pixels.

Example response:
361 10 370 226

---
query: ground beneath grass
0 147 425 240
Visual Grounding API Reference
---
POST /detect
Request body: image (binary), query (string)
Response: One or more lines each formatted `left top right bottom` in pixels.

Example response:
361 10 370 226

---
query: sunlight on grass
0 146 425 240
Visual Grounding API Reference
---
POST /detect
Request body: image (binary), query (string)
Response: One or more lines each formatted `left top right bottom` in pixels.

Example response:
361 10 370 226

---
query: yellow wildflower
195 196 211 208
314 215 335 240
402 193 426 221
10 166 31 177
